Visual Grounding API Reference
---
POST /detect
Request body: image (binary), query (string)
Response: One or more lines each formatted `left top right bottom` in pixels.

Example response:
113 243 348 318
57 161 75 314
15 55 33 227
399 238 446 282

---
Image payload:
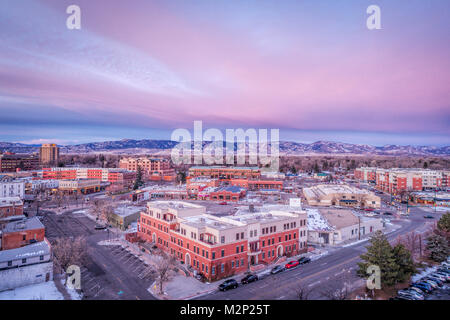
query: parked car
420 279 438 289
219 201 227 205
398 290 424 300
397 291 421 300
383 212 393 216
411 282 432 293
94 225 106 230
424 276 443 287
271 265 285 274
285 261 300 269
423 215 434 219
218 279 238 291
433 272 450 281
241 274 258 284
297 257 311 264
409 286 425 296
430 273 447 282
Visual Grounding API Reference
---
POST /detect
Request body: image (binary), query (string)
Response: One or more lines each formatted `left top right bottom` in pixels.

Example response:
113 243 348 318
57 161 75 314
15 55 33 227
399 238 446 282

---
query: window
236 246 239 254
22 235 26 241
39 255 44 261
241 245 244 252
212 252 215 259
241 232 244 239
212 266 215 275
232 261 235 268
221 236 225 243
241 258 244 266
236 233 240 240
221 249 225 257
236 260 239 268
262 240 265 247
22 258 27 264
250 230 253 237
221 264 225 273
7 261 12 267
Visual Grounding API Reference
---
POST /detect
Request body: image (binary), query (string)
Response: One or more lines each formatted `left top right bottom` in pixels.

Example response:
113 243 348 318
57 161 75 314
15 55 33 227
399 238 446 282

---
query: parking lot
105 244 155 282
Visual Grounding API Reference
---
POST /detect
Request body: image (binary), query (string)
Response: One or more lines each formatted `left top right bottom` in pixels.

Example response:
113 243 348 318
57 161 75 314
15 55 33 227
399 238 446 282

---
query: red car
219 201 227 205
285 261 299 269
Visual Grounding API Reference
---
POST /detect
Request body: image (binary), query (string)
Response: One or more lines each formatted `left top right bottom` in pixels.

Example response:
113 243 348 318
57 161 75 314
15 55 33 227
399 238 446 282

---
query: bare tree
91 199 104 222
52 236 88 274
296 282 315 300
155 252 177 295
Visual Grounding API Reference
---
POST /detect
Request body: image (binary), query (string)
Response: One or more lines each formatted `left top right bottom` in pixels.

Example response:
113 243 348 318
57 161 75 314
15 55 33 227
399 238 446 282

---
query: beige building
58 179 101 194
39 144 59 165
307 208 384 245
303 184 381 209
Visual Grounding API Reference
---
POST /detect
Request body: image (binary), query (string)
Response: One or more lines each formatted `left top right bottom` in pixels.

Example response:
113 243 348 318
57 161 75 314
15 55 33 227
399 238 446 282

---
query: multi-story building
41 167 136 187
119 157 175 181
303 184 381 209
0 217 45 250
354 167 377 183
0 175 25 199
0 153 39 172
137 201 307 280
228 179 283 191
188 166 261 180
39 144 59 165
355 167 450 194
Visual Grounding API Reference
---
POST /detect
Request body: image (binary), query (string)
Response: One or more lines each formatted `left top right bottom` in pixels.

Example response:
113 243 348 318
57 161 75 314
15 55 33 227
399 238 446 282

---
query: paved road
41 209 156 300
200 206 441 300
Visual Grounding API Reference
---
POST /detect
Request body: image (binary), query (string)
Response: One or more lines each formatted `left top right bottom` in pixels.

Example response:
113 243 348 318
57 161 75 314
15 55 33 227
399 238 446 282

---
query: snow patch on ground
0 281 64 300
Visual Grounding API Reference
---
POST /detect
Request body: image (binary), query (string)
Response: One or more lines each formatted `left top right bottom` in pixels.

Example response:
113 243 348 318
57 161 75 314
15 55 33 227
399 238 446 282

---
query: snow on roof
0 241 50 263
306 208 334 232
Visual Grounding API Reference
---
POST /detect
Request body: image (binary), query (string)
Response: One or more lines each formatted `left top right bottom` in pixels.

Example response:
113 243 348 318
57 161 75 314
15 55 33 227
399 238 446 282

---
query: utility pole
358 216 361 240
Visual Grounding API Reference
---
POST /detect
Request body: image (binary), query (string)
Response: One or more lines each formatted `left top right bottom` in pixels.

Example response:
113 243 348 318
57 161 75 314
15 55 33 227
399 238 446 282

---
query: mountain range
1 139 449 156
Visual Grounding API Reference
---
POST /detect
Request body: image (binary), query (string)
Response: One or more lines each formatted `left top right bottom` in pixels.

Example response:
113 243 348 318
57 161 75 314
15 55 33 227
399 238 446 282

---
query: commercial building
303 184 381 209
209 186 246 202
228 179 283 191
109 205 145 231
41 167 136 187
307 208 383 245
0 175 25 199
137 201 307 280
39 144 59 165
0 239 53 291
0 217 45 250
188 166 261 180
409 192 450 207
0 153 39 172
58 179 101 194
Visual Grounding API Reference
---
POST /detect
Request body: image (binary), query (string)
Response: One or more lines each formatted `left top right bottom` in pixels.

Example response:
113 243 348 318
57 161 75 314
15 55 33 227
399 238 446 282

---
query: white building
0 175 25 199
0 240 53 291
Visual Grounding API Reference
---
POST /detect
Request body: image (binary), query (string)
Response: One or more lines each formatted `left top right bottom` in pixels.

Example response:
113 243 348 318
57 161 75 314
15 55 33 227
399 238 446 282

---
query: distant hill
0 139 449 156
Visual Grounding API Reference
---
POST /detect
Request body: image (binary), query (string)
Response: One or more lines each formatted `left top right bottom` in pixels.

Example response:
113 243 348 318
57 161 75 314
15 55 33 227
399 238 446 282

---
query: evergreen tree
437 212 450 233
357 231 400 287
426 234 449 262
423 161 428 169
133 166 144 190
392 244 416 283
313 162 320 173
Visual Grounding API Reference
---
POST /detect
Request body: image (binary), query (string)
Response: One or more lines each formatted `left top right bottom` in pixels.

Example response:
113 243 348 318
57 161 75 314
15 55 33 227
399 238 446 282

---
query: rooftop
3 217 44 233
148 201 204 210
303 184 372 198
181 214 238 230
0 241 50 264
114 205 145 217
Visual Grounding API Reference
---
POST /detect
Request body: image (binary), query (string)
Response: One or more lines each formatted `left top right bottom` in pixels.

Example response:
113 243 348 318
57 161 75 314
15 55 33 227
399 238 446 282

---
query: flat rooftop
303 184 371 198
148 201 204 210
114 205 145 217
181 214 237 230
3 217 44 233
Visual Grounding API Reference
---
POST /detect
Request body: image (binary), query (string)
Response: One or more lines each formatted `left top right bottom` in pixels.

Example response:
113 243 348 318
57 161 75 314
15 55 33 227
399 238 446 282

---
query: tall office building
39 144 59 165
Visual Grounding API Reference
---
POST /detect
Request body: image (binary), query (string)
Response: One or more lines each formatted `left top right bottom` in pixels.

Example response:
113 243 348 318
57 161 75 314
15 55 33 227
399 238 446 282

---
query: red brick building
137 201 308 281
1 217 45 250
209 186 246 202
0 153 39 172
119 157 176 181
0 197 23 219
188 166 261 180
